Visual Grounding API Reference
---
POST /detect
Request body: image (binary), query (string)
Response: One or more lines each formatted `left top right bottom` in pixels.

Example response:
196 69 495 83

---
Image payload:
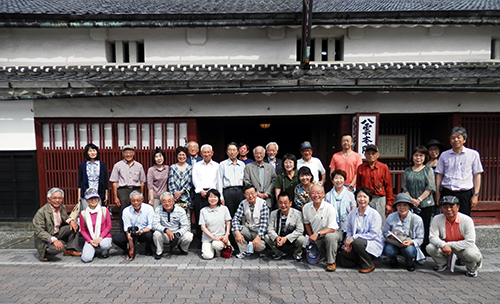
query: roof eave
1 10 500 28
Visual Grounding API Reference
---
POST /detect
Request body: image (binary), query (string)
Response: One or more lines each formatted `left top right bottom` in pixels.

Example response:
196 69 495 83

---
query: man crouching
33 188 81 261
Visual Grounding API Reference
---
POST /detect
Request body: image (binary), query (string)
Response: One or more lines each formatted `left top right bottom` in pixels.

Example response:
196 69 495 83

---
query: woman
79 188 112 263
78 143 108 208
425 139 445 170
294 166 316 210
274 153 299 203
199 189 232 259
147 148 169 209
342 187 384 273
325 169 357 233
402 146 435 254
383 193 425 271
168 146 193 220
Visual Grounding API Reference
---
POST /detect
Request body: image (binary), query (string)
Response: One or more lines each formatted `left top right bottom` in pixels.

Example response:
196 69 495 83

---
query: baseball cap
84 188 100 200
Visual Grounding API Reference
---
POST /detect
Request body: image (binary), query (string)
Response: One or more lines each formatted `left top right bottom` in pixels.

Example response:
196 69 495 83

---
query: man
356 144 394 223
302 184 343 272
109 145 146 231
112 191 155 258
33 188 81 261
244 146 277 209
329 134 363 191
238 143 254 164
192 144 219 239
264 192 305 261
232 185 269 259
217 142 245 216
435 127 483 216
426 196 483 277
297 141 326 186
153 192 193 259
186 141 203 165
264 142 284 175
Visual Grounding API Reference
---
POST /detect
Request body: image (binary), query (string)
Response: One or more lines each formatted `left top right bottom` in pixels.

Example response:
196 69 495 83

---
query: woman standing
293 166 316 211
274 153 299 203
168 146 193 220
78 143 108 208
147 148 169 209
425 139 445 170
325 169 357 233
79 188 112 262
199 189 232 259
342 187 384 273
402 146 435 254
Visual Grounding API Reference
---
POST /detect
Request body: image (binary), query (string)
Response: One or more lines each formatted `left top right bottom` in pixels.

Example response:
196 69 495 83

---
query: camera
127 226 139 236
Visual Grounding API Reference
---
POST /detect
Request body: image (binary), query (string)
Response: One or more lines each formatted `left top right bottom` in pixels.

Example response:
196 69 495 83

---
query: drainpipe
300 0 313 70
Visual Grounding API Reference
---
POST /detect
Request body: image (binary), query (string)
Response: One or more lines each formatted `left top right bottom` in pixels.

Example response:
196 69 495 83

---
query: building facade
1 0 499 222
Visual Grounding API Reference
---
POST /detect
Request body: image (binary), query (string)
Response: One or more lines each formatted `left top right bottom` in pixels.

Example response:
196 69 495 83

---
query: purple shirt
147 165 169 199
109 159 146 187
435 147 483 191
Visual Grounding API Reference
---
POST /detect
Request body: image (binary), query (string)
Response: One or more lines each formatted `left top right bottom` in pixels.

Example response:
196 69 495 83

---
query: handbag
221 244 233 259
220 236 233 259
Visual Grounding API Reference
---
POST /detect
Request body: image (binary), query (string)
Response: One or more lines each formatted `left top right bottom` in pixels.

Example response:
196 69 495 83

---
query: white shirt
192 160 219 194
297 157 326 183
302 200 339 233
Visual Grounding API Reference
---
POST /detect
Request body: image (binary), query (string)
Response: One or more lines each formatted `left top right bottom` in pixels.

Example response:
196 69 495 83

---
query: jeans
383 243 417 266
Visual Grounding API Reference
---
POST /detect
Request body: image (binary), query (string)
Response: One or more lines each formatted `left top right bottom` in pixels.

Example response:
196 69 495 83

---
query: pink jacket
79 208 112 243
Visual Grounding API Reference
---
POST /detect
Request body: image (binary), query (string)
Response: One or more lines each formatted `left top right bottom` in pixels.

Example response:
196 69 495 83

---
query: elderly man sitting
232 185 269 259
303 184 343 272
33 188 81 261
264 192 305 261
426 196 483 277
153 192 193 259
112 191 155 260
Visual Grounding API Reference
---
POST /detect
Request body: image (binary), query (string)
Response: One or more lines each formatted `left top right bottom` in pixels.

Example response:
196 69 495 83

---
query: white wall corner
186 28 207 45
428 27 445 37
0 28 11 39
267 27 285 40
347 27 364 40
90 28 108 41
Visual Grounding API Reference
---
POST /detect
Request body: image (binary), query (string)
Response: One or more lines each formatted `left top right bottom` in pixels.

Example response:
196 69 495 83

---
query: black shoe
406 263 415 272
389 257 399 269
177 249 188 255
154 253 162 260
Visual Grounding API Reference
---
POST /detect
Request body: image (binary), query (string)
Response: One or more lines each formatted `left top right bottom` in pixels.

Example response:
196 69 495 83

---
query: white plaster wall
0 29 107 65
343 26 498 62
32 91 500 118
0 100 36 150
143 27 297 64
0 25 498 65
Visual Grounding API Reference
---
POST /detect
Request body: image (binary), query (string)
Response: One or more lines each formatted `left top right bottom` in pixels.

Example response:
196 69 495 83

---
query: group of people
32 126 484 277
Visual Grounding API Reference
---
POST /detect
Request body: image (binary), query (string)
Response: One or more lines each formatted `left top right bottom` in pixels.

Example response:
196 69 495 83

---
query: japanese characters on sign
356 114 378 155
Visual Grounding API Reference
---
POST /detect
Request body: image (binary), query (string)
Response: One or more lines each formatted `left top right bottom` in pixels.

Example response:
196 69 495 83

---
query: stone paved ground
0 248 499 304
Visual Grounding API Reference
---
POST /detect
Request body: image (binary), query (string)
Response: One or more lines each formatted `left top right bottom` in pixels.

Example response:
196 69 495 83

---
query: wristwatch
473 192 479 196
317 231 321 236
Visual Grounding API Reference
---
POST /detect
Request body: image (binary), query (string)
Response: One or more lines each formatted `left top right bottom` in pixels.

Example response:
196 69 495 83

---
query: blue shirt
383 211 425 260
346 206 384 258
217 158 245 200
435 146 483 191
122 203 154 231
